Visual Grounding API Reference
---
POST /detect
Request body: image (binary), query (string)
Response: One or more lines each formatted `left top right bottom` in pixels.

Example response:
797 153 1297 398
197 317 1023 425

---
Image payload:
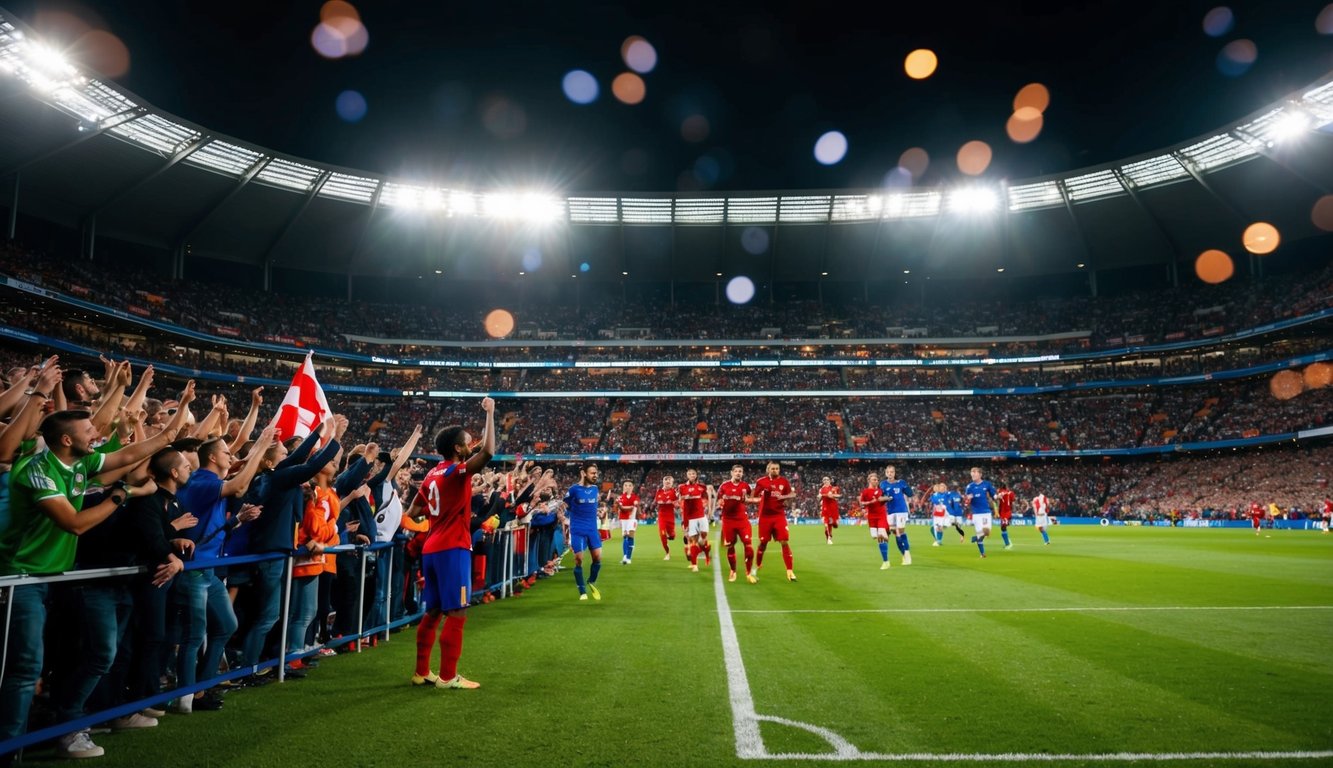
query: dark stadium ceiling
1 2 1333 282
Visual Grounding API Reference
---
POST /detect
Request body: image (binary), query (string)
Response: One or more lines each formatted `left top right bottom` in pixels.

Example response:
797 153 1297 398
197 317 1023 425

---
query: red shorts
721 518 752 546
658 514 676 537
757 515 789 543
1251 518 1262 528
866 512 888 530
998 513 1012 525
599 529 612 541
821 512 839 524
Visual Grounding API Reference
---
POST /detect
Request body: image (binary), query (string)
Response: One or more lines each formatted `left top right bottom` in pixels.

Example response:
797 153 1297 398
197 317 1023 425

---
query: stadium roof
1 8 1332 283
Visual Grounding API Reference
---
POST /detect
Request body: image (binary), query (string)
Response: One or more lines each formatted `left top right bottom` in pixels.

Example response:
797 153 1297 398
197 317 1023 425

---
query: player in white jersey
1031 492 1052 545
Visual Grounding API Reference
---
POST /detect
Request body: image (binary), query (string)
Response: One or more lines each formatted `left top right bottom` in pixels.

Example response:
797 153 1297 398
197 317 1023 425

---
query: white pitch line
713 578 1333 761
731 605 1333 615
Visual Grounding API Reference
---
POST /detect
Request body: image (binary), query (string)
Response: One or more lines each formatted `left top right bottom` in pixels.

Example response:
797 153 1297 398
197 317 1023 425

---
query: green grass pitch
76 524 1332 768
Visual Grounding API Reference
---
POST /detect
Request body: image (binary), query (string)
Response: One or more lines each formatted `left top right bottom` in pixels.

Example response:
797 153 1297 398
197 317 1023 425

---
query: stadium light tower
946 186 1000 214
1270 111 1312 144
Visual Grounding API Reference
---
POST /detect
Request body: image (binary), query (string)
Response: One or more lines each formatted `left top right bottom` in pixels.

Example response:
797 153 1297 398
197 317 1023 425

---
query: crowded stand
1 241 1330 357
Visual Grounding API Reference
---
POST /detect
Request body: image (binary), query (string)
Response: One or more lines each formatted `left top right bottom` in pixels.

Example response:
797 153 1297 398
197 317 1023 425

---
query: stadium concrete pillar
7 172 17 240
172 244 185 280
83 216 96 261
1088 269 1098 297
263 260 272 292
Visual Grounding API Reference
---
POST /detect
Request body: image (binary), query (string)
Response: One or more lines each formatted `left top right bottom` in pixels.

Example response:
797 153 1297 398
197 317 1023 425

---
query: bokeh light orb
1194 249 1234 284
484 309 515 339
904 49 938 79
1217 39 1257 77
561 70 599 104
1012 83 1050 114
1202 7 1234 37
1269 369 1304 401
521 247 542 272
612 72 646 105
741 227 770 255
1241 222 1280 255
1303 361 1332 389
813 131 848 165
579 262 591 273
725 276 756 305
1319 5 1333 34
956 140 992 175
1312 195 1333 231
898 147 929 178
1006 109 1043 143
335 90 367 122
622 36 658 74
681 114 710 142
77 30 130 78
320 0 359 22
481 96 526 139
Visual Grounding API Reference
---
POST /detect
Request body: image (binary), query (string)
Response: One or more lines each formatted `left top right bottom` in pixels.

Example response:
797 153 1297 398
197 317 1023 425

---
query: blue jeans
173 568 238 688
369 552 390 630
389 541 406 621
240 559 285 668
285 576 318 656
53 583 132 723
0 583 48 742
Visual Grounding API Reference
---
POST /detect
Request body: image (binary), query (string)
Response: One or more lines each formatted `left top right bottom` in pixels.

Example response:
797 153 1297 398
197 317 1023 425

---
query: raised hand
481 396 495 413
179 380 197 407
250 386 264 408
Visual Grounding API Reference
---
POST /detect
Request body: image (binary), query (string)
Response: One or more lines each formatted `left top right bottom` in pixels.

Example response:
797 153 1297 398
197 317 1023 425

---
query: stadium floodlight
482 192 562 223
1270 111 1311 143
946 186 1000 214
449 191 477 217
421 188 445 210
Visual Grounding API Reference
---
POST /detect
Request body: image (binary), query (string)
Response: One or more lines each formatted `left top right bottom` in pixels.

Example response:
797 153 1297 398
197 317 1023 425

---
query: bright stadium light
947 186 1000 214
1271 111 1311 143
482 192 561 223
449 191 477 216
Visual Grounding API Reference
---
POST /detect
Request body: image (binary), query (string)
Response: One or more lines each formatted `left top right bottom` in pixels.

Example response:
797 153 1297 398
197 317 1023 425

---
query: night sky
10 0 1333 193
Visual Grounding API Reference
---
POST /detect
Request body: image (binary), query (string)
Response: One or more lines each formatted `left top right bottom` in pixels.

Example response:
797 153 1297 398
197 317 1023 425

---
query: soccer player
819 476 841 544
929 482 950 546
718 465 758 583
752 462 797 581
654 475 680 560
964 467 998 558
995 481 1016 550
880 465 914 565
1031 491 1052 545
564 462 605 600
859 472 891 569
407 396 495 690
679 469 711 572
1249 501 1264 536
946 483 968 541
616 480 641 564
1322 497 1332 534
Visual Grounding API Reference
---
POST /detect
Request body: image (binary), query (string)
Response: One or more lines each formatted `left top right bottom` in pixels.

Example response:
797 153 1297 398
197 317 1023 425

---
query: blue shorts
568 529 601 554
421 549 471 613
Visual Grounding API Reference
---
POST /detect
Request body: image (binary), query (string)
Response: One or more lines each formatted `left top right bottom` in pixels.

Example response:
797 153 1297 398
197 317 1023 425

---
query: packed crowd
1 242 1329 356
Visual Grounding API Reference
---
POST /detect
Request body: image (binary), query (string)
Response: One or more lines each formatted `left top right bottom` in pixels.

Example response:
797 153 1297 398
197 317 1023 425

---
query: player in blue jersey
929 483 950 545
946 483 967 542
964 467 998 558
561 461 604 601
879 465 914 565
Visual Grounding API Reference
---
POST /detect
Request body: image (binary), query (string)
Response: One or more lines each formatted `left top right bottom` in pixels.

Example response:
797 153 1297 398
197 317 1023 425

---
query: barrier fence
0 523 531 759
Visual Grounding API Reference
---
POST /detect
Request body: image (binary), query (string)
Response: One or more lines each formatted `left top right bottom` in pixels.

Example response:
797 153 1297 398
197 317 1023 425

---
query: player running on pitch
752 462 797 581
563 462 605 600
819 476 841 544
680 468 712 572
616 480 641 564
929 482 950 545
718 465 758 583
965 467 998 558
654 475 680 560
880 465 914 565
1031 491 1052 545
946 482 968 542
995 481 1016 550
859 471 891 569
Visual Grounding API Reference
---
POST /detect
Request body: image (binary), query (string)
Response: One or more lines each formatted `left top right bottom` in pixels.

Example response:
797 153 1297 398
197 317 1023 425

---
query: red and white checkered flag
273 353 330 441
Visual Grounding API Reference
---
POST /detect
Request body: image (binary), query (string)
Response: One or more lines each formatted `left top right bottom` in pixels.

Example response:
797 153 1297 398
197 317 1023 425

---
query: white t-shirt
375 480 404 542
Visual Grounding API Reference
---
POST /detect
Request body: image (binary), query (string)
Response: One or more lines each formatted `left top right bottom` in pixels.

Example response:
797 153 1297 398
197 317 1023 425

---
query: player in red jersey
819 476 841 544
1322 498 1332 534
654 476 680 560
751 462 797 581
995 482 1017 550
615 480 641 565
858 472 891 570
1249 501 1264 535
1031 492 1052 545
680 468 712 572
404 397 494 690
718 464 758 584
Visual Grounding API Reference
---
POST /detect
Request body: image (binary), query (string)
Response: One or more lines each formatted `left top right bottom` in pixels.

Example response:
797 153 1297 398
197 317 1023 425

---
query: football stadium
0 1 1331 765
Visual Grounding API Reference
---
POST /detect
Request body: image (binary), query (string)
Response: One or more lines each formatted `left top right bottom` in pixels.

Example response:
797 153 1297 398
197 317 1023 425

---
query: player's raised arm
464 397 496 474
